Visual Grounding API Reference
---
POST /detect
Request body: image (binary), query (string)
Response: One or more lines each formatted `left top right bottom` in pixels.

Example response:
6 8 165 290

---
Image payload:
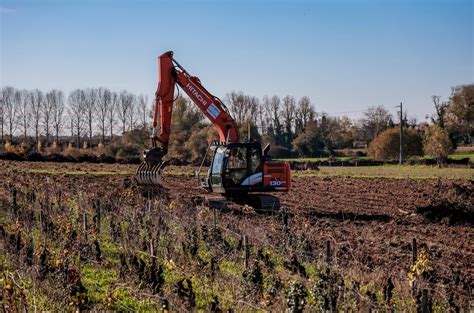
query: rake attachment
135 147 167 187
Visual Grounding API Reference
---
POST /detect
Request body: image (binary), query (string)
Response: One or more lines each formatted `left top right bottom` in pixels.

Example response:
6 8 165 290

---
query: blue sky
1 0 472 120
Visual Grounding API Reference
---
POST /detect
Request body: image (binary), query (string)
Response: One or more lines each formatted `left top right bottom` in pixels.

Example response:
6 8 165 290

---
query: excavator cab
203 142 291 195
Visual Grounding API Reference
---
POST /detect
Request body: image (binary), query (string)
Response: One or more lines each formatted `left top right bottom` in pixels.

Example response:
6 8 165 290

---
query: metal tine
135 161 164 186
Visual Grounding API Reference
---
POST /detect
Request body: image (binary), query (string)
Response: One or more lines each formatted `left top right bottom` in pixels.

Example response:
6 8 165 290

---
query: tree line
0 87 149 147
1 84 472 161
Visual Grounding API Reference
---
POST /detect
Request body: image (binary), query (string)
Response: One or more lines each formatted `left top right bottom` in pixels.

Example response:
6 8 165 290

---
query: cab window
211 147 225 175
227 147 247 169
225 147 248 185
249 147 261 173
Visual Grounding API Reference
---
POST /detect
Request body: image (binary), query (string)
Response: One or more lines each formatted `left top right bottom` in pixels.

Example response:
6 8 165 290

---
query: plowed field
1 160 473 308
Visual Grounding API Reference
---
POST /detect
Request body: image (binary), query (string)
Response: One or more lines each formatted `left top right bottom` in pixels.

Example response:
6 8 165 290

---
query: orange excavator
136 51 291 209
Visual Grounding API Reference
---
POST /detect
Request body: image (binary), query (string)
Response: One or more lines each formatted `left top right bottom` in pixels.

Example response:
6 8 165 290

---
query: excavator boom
152 51 239 153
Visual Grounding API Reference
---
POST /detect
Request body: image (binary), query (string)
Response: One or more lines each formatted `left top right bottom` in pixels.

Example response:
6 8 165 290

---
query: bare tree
69 117 74 139
29 89 44 145
138 94 149 129
43 90 57 145
17 90 31 141
84 88 97 144
127 94 137 131
245 95 260 125
108 92 118 139
51 90 65 144
2 86 18 142
356 106 393 143
117 90 134 134
431 95 448 129
295 96 315 134
97 88 112 142
266 95 284 145
0 91 4 145
226 91 246 124
258 96 271 135
281 95 296 147
226 91 260 126
68 89 87 147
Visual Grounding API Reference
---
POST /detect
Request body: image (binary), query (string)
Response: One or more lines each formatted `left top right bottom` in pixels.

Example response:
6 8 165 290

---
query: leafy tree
167 96 206 160
319 115 356 151
423 124 453 167
368 127 423 160
292 120 325 157
292 115 355 157
184 126 219 162
445 84 474 145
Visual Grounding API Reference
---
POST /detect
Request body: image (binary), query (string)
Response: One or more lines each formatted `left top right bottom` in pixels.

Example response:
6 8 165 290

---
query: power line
321 105 399 116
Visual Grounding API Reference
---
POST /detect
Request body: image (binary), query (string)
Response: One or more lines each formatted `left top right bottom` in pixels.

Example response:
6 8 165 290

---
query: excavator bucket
135 148 166 187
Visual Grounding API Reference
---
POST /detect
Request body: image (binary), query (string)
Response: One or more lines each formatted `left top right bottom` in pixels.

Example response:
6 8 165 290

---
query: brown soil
1 160 472 305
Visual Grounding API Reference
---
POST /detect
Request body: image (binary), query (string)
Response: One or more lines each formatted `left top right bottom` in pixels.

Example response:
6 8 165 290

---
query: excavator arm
152 51 239 154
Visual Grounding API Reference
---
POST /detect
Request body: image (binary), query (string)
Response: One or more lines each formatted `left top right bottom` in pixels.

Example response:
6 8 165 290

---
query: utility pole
398 102 403 165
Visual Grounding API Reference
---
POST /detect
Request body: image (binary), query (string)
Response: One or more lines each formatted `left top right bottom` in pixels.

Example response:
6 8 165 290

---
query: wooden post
39 207 43 234
57 190 62 209
421 289 429 313
243 235 249 269
12 187 17 208
150 238 154 257
213 206 217 232
411 238 417 298
326 240 331 265
282 209 288 232
83 212 88 240
95 199 101 233
147 190 151 214
412 238 417 264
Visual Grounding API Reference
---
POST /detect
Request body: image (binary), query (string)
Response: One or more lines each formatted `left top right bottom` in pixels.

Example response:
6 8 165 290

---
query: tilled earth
1 160 473 305
163 169 473 302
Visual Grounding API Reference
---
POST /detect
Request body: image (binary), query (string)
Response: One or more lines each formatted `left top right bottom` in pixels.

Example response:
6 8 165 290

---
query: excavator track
192 194 280 213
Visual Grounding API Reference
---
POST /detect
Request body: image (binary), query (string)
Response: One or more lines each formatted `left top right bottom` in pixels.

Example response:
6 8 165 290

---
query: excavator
135 51 291 210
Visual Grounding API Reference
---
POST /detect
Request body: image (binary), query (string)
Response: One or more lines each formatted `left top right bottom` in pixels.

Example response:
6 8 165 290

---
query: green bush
368 127 423 160
423 124 454 167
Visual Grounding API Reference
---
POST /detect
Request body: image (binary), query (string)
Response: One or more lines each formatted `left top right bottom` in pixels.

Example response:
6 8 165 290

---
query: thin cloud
0 6 16 14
